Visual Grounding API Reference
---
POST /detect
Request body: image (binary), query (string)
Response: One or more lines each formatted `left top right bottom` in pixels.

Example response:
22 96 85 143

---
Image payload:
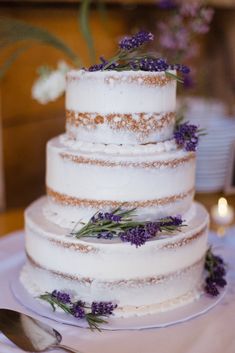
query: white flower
32 61 70 105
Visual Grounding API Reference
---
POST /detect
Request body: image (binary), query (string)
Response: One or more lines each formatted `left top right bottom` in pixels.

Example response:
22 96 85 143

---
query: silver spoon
0 308 82 353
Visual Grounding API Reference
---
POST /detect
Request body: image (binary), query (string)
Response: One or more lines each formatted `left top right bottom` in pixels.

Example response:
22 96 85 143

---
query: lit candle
211 197 234 226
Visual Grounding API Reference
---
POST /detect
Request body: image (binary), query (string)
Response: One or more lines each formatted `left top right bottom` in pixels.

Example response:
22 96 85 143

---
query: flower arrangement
156 0 214 87
71 208 185 247
39 290 117 331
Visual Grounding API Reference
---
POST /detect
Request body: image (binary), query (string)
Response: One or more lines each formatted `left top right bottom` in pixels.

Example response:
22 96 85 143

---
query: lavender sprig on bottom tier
70 208 185 247
39 291 117 331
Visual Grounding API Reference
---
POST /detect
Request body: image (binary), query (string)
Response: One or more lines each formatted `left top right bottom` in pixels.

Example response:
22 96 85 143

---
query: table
0 208 24 237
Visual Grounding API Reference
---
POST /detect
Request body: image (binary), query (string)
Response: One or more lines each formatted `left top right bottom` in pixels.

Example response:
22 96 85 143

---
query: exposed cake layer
66 70 176 144
21 198 209 317
45 135 195 228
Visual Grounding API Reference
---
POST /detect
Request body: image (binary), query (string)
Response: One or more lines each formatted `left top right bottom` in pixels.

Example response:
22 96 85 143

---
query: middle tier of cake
44 135 196 228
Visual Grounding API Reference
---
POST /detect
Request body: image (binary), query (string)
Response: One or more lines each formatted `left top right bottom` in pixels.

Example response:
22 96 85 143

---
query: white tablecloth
1 231 235 353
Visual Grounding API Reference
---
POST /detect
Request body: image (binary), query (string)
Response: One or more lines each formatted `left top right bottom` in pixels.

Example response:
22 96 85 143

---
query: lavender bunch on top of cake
19 29 221 328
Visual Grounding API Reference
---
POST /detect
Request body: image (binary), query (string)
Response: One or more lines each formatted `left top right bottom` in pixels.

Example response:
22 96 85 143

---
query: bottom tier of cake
20 197 209 318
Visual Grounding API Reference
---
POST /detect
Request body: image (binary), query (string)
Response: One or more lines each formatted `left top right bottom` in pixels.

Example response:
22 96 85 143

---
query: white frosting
44 194 195 230
60 134 177 155
47 137 195 201
21 199 208 317
66 70 176 114
20 263 203 318
45 136 195 227
66 121 175 145
66 70 176 144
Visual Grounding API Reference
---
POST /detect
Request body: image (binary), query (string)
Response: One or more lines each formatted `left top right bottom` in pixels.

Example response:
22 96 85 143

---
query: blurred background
0 0 235 233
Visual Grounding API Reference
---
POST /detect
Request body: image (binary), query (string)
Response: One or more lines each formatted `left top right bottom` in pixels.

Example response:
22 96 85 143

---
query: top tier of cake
66 70 176 145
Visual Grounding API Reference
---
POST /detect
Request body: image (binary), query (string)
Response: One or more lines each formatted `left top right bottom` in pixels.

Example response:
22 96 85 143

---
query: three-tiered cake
20 70 209 317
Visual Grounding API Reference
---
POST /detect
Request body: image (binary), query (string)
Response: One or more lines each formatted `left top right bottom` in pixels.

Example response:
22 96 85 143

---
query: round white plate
11 270 227 331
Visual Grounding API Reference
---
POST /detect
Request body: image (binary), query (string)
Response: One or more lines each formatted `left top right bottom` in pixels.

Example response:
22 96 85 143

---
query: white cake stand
10 269 227 331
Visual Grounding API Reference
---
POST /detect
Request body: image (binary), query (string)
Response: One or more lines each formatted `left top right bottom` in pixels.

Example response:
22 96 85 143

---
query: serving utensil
0 309 81 352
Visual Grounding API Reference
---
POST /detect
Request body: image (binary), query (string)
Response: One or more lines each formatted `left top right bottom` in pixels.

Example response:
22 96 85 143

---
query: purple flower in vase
180 3 200 18
200 8 214 23
191 20 210 34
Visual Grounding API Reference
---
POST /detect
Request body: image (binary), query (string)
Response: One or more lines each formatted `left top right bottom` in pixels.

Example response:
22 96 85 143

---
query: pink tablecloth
1 231 235 353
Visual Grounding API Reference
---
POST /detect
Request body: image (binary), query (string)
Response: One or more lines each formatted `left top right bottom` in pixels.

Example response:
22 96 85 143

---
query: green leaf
0 45 29 79
0 17 80 65
79 0 96 64
97 0 109 29
165 71 183 83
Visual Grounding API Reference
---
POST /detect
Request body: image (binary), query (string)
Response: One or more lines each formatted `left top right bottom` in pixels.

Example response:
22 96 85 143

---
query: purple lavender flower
119 225 154 247
91 302 117 316
52 290 71 304
204 249 227 297
138 57 169 72
160 216 183 227
205 283 219 297
88 63 104 72
213 255 224 265
97 232 114 240
71 302 86 319
174 122 200 152
213 266 226 278
88 57 118 72
214 277 227 288
119 217 183 247
92 211 122 224
119 30 154 51
145 222 160 236
170 64 190 74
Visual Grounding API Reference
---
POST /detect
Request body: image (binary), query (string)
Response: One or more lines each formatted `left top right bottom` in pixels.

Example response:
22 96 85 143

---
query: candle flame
218 197 228 217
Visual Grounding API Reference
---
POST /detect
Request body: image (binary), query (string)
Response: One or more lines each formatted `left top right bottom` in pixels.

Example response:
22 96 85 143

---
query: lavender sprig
71 208 185 247
39 291 117 331
87 30 189 83
119 30 154 51
174 122 206 152
204 248 227 297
